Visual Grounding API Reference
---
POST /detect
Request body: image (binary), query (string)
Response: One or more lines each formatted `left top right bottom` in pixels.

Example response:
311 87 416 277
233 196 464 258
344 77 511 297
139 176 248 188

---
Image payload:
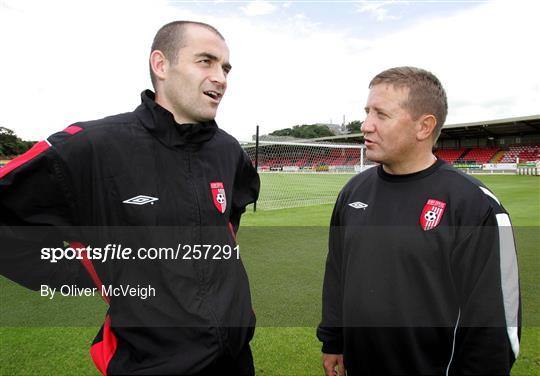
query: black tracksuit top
317 159 521 375
0 90 260 375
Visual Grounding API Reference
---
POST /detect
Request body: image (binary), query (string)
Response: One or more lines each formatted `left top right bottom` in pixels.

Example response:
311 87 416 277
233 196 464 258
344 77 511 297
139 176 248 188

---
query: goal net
241 141 369 210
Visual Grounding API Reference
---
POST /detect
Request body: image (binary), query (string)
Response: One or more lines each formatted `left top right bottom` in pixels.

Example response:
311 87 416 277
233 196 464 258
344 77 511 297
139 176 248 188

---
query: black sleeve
317 194 344 354
450 207 520 375
0 145 93 290
229 149 260 233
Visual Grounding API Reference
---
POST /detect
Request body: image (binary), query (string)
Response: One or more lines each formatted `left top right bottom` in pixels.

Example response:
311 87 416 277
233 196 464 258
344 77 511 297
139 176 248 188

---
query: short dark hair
149 21 225 89
369 66 448 140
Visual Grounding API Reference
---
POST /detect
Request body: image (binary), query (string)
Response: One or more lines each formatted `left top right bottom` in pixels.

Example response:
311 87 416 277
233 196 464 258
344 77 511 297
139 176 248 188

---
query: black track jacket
317 159 520 375
0 90 260 375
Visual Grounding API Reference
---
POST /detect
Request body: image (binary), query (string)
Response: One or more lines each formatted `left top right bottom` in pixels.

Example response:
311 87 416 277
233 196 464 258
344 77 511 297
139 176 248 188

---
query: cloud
0 0 538 143
356 0 400 21
240 0 277 17
357 0 540 124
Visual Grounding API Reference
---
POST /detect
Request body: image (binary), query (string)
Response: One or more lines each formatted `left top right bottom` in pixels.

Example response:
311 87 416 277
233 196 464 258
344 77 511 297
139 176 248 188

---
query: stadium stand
255 145 363 169
254 144 539 169
500 144 540 163
490 150 506 163
433 148 466 163
459 147 500 164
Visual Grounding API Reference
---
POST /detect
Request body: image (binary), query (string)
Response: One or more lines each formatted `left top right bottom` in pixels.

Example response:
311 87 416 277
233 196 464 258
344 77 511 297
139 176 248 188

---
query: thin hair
369 66 448 141
149 21 225 89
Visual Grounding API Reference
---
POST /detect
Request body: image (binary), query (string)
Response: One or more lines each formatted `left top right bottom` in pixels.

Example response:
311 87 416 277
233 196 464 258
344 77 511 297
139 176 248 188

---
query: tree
269 128 293 137
269 124 334 139
0 127 36 157
346 120 363 134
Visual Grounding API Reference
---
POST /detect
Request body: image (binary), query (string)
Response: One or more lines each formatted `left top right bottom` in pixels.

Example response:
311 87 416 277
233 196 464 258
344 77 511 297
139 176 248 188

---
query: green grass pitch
0 174 538 375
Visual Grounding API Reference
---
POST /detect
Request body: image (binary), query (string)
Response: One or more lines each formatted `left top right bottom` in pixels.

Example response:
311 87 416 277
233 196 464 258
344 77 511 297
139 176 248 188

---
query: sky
0 0 538 142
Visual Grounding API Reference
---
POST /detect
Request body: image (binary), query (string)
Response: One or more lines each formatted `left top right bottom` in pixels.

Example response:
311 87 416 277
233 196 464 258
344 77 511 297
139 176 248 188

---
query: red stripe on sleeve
63 125 83 135
73 241 116 375
0 141 50 179
71 241 110 305
90 315 118 375
228 222 237 243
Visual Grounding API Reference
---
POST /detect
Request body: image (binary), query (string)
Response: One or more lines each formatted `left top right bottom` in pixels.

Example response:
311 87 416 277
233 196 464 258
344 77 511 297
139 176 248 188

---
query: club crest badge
210 182 227 214
420 199 446 231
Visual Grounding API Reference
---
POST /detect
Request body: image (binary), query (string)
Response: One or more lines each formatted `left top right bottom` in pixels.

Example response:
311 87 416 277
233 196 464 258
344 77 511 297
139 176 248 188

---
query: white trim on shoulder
495 213 520 359
479 186 501 205
446 309 461 376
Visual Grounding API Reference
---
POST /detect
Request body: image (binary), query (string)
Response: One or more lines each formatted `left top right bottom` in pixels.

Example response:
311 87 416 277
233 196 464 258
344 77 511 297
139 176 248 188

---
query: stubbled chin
365 150 381 163
200 110 217 121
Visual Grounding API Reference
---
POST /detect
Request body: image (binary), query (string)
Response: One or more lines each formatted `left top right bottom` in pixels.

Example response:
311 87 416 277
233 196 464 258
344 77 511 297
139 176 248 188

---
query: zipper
185 150 202 230
185 149 225 353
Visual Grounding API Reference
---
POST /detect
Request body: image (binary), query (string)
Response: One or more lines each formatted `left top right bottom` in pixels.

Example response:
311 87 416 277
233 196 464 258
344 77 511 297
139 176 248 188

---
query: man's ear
416 114 437 142
150 50 168 81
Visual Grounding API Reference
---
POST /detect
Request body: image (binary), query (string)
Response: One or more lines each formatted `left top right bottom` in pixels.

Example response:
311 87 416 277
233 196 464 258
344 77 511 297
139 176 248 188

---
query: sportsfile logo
123 195 159 205
348 201 368 210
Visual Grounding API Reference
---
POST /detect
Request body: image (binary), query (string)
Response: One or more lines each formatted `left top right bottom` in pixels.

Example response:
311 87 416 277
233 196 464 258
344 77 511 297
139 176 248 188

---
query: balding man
317 67 520 375
1 21 259 375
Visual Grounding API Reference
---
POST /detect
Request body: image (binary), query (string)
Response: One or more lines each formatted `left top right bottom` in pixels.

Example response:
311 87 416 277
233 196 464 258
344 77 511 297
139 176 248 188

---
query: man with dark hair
317 66 520 375
0 21 259 375
149 21 225 89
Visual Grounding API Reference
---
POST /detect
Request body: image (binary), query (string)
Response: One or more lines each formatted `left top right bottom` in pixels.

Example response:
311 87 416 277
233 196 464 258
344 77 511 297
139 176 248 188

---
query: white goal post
242 140 367 173
241 140 370 210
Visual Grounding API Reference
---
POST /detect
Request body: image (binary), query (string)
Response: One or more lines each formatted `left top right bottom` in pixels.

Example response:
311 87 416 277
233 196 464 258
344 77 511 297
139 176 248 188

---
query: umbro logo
123 195 159 205
348 201 368 210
